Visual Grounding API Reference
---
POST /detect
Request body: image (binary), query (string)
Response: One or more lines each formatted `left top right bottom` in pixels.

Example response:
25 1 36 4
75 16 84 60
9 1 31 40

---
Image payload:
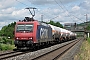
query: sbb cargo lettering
40 28 48 39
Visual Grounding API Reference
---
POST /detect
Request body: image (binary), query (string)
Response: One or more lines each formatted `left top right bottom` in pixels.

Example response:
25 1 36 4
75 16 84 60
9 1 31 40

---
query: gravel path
57 37 84 60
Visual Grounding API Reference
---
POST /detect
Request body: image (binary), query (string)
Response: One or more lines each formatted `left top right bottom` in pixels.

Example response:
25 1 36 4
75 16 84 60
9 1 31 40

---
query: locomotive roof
16 20 38 24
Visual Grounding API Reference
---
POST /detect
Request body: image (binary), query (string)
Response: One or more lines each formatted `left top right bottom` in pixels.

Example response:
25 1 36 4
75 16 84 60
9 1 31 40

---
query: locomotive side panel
36 25 52 43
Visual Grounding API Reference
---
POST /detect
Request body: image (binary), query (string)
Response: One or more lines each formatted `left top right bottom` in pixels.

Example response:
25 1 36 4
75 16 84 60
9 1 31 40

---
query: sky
0 0 90 29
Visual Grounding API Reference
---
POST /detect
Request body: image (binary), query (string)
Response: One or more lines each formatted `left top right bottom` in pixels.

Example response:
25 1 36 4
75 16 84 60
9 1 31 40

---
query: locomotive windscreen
16 24 33 32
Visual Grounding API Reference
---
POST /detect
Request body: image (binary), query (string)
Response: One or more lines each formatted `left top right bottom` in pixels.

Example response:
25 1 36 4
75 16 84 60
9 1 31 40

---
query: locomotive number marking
40 28 48 39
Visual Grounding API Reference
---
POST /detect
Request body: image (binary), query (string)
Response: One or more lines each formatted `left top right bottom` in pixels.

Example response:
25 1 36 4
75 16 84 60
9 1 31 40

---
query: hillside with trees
77 21 90 30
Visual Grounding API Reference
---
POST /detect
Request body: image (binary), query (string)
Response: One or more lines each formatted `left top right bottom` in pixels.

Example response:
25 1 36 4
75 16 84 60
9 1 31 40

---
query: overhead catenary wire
59 0 84 22
26 0 66 22
49 0 83 22
54 0 74 21
54 0 84 22
16 0 28 6
15 0 64 22
15 0 83 23
54 0 66 12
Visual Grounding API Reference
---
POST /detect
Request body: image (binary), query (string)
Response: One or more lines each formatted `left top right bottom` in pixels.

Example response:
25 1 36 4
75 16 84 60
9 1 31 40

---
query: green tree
86 25 90 30
48 20 63 28
0 22 16 38
55 22 63 28
48 20 55 25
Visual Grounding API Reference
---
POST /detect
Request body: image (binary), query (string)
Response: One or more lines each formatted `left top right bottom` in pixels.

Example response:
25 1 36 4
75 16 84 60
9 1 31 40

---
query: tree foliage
0 22 16 38
86 25 90 30
47 20 63 28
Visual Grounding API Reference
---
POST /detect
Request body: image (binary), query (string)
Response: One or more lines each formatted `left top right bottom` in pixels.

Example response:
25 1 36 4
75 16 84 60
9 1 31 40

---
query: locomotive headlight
16 37 19 39
15 37 19 40
29 37 32 40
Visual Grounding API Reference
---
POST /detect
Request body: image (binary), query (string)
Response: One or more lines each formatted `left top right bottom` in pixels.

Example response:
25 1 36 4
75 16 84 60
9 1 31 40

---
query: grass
87 38 90 44
74 38 90 60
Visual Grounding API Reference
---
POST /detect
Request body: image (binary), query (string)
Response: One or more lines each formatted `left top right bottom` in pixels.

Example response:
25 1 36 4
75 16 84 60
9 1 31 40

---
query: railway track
0 51 17 57
0 38 83 60
0 50 29 60
31 38 82 60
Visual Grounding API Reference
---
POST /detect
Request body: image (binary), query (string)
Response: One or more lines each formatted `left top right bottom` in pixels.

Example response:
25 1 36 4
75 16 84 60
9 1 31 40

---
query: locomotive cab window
16 24 33 32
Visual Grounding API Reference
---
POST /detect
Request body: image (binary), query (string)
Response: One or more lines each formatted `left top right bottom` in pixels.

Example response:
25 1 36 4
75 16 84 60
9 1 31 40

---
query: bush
6 39 14 45
0 37 14 45
0 44 15 51
0 37 15 51
2 37 7 44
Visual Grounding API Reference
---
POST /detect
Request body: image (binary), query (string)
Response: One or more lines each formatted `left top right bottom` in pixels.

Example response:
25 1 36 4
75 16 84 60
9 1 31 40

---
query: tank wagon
48 24 76 42
14 17 77 49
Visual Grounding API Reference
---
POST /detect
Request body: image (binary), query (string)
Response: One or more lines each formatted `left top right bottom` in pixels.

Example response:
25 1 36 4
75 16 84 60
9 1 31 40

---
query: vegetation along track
31 38 81 60
0 50 29 60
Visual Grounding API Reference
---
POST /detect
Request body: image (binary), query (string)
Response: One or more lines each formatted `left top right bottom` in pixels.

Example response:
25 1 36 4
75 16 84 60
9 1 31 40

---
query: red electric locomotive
14 17 53 49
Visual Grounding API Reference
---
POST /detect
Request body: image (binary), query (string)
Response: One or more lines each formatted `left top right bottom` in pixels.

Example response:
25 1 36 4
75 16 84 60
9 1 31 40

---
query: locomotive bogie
14 40 33 47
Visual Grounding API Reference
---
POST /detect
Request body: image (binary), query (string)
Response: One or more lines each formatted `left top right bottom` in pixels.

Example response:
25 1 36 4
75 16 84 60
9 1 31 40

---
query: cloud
72 6 80 11
35 8 63 20
79 1 90 9
0 7 16 20
12 9 28 17
0 22 6 26
0 0 17 9
0 0 90 30
0 7 16 14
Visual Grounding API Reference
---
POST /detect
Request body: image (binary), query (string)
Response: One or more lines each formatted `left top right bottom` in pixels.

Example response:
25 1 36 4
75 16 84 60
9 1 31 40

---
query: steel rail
31 38 80 60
